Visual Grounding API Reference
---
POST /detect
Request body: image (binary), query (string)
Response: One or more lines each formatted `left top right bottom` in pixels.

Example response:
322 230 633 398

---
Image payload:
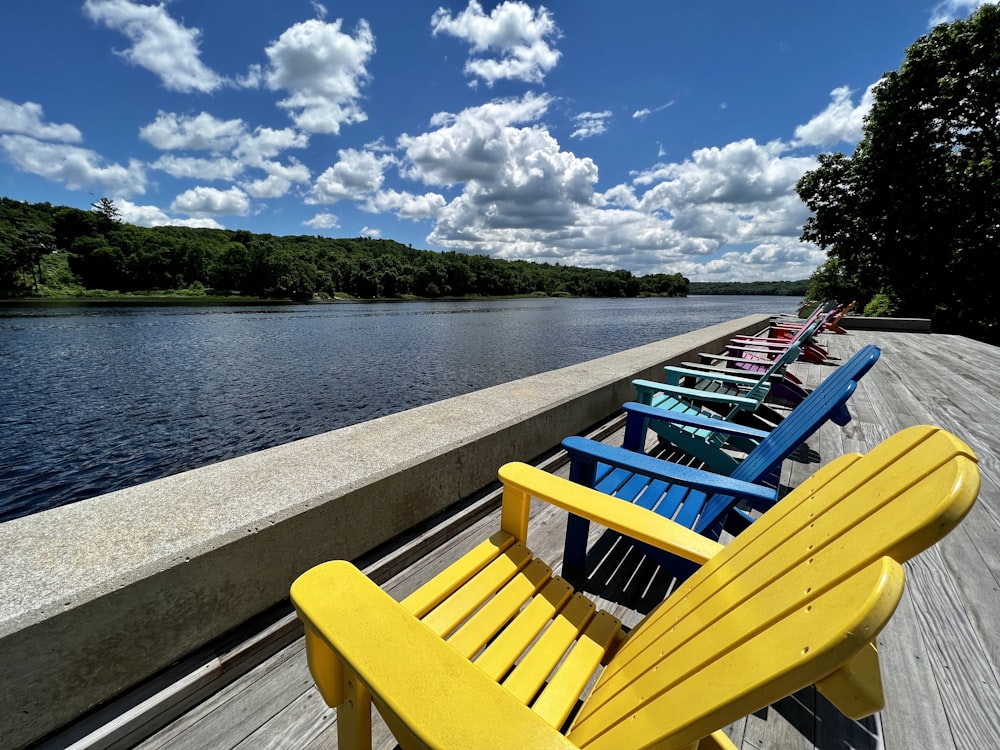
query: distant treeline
688 280 809 296
1 197 691 300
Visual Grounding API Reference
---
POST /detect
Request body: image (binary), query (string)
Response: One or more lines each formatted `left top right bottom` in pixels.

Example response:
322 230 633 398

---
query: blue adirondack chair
561 344 881 576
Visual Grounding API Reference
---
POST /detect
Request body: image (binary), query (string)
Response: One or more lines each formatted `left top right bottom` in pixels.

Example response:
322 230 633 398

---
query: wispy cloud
632 101 674 120
929 0 996 26
571 111 612 139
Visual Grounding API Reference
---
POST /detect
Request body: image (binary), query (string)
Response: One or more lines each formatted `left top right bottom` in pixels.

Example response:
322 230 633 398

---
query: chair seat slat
401 531 516 618
447 558 554 658
532 610 622 730
421 543 533 637
502 594 599 705
474 576 575 681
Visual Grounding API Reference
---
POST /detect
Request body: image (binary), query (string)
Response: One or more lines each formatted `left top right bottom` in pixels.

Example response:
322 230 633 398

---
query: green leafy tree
796 5 1000 343
91 197 121 224
8 223 55 292
1 198 58 293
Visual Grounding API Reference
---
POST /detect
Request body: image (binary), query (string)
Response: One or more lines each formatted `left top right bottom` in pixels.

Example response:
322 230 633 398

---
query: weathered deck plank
117 327 1000 750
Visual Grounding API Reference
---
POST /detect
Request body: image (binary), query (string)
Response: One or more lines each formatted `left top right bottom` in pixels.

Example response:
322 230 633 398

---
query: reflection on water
0 296 794 521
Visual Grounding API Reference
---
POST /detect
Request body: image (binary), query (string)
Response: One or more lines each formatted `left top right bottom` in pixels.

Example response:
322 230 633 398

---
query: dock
32 325 1000 749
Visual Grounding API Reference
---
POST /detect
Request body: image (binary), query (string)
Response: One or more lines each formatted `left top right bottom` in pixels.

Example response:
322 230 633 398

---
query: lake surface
0 295 795 521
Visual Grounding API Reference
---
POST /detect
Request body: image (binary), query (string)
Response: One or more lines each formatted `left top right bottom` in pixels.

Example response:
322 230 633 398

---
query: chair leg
563 513 590 577
337 667 373 750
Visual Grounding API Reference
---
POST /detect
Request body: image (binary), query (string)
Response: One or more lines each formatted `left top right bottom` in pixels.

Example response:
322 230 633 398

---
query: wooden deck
54 327 1000 750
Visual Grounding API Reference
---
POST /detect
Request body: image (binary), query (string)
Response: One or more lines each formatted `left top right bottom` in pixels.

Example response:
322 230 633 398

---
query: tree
91 197 121 224
796 5 1000 343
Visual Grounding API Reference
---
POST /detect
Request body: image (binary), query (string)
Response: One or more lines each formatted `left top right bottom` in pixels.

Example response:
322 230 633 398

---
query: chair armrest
697 352 774 365
663 365 762 387
498 462 725 565
681 361 790 383
291 560 577 749
622 401 770 442
632 379 764 409
727 340 794 351
561 436 777 508
732 333 797 343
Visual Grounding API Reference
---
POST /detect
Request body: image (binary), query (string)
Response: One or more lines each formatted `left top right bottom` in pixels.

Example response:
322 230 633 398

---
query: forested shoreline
1 197 804 302
686 280 808 296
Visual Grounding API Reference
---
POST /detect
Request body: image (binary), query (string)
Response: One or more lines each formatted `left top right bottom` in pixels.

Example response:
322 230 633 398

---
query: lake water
0 295 795 522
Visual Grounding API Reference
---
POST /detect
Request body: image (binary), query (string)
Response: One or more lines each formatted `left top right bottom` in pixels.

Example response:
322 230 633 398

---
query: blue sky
0 0 992 281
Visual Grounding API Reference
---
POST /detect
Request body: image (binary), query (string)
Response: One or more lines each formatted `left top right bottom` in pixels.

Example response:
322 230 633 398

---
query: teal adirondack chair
629 341 802 471
630 305 842 467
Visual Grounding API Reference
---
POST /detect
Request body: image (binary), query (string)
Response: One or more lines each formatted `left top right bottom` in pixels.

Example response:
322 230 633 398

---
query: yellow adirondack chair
291 425 979 750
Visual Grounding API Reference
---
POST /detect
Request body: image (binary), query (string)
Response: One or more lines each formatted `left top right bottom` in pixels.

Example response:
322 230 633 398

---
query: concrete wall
0 315 769 749
841 315 931 333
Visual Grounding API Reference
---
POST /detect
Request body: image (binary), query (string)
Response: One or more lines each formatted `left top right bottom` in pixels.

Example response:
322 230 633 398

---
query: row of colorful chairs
290 308 980 750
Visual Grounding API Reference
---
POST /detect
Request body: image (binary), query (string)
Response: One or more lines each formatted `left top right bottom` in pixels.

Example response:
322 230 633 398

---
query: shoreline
0 290 701 305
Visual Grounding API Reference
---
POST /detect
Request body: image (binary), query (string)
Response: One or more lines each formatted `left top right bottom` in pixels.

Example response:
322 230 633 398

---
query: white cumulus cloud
233 127 310 163
83 0 224 93
431 0 561 86
139 111 246 151
170 185 250 216
633 139 814 247
141 112 310 198
0 134 146 196
264 18 375 134
792 84 878 147
303 212 340 229
150 154 245 181
115 198 223 228
308 148 395 203
0 99 83 143
364 189 447 219
396 94 616 256
668 240 827 283
392 94 821 279
400 92 553 185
